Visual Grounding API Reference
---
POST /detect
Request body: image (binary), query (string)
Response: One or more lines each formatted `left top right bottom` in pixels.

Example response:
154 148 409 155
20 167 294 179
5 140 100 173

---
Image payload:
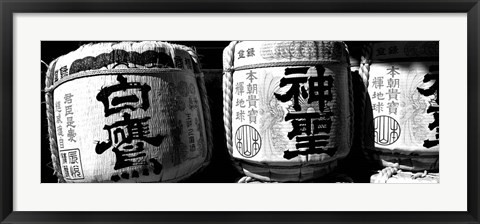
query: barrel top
367 41 439 62
223 41 349 71
46 41 200 88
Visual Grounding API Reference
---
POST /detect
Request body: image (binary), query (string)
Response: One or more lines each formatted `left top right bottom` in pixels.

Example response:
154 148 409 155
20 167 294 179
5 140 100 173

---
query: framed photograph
1 0 479 223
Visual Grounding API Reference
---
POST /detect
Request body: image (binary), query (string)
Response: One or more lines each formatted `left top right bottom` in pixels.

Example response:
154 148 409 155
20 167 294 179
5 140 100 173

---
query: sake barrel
223 41 353 182
45 41 212 183
363 41 439 171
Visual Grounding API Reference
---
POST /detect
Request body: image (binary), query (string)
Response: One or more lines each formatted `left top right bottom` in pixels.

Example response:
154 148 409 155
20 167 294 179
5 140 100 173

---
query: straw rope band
371 163 436 183
360 43 373 88
226 60 344 73
223 41 238 157
237 170 354 183
237 176 278 183
45 59 66 182
372 165 399 183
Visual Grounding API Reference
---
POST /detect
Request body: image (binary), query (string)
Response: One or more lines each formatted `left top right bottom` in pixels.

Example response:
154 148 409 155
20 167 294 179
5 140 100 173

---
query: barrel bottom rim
237 159 339 182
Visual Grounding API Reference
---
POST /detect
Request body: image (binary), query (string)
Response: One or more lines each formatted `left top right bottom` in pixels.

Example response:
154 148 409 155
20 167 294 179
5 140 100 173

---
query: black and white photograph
3 2 479 223
41 41 439 183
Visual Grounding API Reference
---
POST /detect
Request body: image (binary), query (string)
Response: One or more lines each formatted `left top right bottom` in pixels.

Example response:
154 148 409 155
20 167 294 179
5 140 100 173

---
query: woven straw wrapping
45 41 212 183
361 41 439 172
370 166 439 183
223 41 354 182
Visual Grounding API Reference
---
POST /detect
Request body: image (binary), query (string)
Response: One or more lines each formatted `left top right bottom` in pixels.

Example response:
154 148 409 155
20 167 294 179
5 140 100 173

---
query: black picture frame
1 0 479 223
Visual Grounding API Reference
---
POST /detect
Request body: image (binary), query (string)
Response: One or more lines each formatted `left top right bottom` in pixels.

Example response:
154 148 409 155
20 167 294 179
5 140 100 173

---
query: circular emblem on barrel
373 116 401 146
235 125 262 158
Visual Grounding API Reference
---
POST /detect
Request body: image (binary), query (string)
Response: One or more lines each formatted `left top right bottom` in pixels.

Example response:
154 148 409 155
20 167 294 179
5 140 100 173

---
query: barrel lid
47 41 200 87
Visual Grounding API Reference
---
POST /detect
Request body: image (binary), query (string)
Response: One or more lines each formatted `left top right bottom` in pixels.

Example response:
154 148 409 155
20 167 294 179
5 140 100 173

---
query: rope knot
223 67 234 74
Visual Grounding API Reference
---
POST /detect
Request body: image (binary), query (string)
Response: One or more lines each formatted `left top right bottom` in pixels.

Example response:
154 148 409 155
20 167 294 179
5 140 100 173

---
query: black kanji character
95 113 164 170
97 74 151 117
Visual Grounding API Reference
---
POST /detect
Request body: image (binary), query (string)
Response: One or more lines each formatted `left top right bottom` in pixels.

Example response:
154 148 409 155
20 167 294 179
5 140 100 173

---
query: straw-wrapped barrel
223 41 353 182
45 41 212 183
361 41 439 172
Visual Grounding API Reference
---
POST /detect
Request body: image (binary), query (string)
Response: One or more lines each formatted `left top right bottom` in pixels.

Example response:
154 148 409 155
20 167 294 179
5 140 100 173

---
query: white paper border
13 13 467 211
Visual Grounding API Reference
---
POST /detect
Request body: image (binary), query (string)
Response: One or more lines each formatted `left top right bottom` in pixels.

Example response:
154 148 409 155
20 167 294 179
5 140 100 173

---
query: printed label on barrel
59 149 84 180
368 62 439 152
54 71 207 182
231 64 350 164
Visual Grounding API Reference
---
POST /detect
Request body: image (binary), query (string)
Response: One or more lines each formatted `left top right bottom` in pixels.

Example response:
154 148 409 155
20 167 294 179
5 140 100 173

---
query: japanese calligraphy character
247 83 258 94
66 117 75 128
247 48 255 57
238 50 245 59
236 98 246 108
54 70 59 83
68 151 79 164
274 66 332 112
64 93 73 104
274 67 309 111
248 108 258 124
387 101 399 115
186 113 192 127
247 95 258 108
388 46 399 55
372 77 384 89
61 153 67 164
284 112 320 139
95 113 164 170
373 102 384 113
387 66 400 78
306 69 333 112
387 78 400 88
70 165 82 178
235 82 244 96
62 165 70 178
65 105 73 116
387 88 400 100
96 74 151 117
375 92 385 100
376 47 386 56
283 135 336 159
236 110 245 122
246 70 257 83
67 128 76 142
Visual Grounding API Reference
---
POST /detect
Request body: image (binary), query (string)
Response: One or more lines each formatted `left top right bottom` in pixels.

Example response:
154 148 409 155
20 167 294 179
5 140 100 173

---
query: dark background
40 41 367 183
